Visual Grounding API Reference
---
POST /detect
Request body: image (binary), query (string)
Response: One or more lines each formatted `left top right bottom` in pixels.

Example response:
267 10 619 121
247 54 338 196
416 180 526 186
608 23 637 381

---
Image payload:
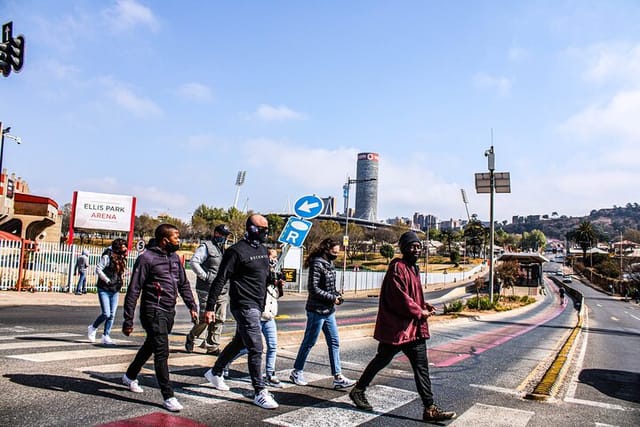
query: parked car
555 270 563 276
562 275 572 283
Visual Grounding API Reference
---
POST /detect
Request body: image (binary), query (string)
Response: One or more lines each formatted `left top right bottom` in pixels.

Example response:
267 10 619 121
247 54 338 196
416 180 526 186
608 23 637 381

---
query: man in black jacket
203 214 279 410
122 224 198 412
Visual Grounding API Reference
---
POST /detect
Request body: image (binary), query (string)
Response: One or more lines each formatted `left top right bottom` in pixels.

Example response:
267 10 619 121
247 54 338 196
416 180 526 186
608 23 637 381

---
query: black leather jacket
305 256 340 315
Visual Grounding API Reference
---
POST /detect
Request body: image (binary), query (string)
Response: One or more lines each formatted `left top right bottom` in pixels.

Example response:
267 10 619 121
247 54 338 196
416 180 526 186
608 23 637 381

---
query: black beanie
398 231 420 251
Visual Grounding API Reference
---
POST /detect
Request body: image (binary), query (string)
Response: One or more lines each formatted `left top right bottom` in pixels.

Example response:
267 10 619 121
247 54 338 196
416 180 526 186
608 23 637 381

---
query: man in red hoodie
349 231 456 422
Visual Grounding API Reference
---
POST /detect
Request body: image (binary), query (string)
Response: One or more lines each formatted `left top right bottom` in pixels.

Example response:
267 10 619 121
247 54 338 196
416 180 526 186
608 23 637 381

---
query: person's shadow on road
4 373 158 407
579 369 640 404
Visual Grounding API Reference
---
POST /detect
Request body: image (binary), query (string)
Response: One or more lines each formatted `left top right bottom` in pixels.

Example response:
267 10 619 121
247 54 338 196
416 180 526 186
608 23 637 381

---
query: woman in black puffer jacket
290 237 356 390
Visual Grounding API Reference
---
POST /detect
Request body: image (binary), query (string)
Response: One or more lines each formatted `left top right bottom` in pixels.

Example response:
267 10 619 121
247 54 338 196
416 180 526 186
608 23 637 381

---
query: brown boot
423 404 456 422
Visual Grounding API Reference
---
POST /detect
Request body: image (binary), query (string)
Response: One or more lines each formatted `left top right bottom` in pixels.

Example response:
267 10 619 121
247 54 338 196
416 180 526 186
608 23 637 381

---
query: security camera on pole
474 144 510 304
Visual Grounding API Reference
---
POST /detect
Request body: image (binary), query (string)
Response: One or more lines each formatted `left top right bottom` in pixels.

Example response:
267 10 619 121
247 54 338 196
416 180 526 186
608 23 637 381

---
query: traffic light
0 41 11 77
1 21 25 77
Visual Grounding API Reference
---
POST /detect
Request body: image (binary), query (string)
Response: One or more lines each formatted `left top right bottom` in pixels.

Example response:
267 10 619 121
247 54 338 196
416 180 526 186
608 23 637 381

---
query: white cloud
103 0 159 32
99 78 163 118
577 42 640 86
473 73 512 96
559 89 640 142
184 134 217 149
254 104 307 121
176 83 213 102
508 46 528 62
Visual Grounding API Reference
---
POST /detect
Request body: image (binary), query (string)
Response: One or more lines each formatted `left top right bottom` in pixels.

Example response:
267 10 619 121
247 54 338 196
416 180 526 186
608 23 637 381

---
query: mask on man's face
247 225 268 244
213 236 226 245
165 240 180 253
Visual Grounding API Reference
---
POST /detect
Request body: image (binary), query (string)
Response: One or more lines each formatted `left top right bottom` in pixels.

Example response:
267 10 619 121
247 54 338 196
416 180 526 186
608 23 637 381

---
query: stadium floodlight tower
232 170 246 210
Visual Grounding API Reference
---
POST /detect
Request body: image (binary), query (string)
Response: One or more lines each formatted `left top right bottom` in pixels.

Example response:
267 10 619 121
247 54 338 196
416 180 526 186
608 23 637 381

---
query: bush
466 296 496 310
520 295 535 304
443 299 464 313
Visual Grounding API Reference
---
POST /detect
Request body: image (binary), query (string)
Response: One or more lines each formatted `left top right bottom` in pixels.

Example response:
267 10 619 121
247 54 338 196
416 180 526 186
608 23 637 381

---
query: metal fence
0 240 140 292
288 264 485 293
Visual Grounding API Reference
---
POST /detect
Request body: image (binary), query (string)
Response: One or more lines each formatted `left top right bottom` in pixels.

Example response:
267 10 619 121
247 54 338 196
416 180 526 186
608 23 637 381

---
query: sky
1 0 638 225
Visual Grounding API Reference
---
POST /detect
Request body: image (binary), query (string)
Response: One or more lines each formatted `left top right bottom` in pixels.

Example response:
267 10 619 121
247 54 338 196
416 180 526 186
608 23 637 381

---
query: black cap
214 224 231 236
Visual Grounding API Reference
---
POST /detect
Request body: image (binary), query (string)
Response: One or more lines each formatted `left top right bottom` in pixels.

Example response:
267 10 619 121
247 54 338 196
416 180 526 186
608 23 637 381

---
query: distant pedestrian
289 237 356 390
203 214 279 409
87 239 127 345
559 287 566 305
74 249 90 295
185 224 231 355
121 224 198 412
348 231 456 422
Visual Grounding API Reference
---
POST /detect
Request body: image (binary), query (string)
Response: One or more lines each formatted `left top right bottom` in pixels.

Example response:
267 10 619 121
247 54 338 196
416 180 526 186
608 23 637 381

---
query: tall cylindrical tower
354 152 379 221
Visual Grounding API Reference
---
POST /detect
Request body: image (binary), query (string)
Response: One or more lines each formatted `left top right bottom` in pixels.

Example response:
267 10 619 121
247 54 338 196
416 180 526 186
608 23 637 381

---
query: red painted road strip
99 412 208 427
428 302 566 367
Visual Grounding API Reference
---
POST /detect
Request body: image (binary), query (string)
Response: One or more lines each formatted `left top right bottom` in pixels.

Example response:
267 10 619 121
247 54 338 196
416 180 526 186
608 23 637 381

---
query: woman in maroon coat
348 231 456 422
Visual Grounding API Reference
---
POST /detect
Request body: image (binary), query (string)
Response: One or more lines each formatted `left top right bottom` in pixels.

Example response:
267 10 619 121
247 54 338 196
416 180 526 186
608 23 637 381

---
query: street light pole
486 146 496 304
0 122 22 184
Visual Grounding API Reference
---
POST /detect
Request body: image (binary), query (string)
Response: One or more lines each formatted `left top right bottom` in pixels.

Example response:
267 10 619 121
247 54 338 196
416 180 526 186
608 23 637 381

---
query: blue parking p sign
278 217 313 247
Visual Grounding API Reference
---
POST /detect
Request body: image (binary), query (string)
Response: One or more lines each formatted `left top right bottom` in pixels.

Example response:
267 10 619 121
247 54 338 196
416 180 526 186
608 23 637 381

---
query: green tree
134 214 159 240
379 243 395 263
496 260 520 295
520 229 547 252
265 214 285 242
569 221 597 261
463 219 487 258
61 203 72 238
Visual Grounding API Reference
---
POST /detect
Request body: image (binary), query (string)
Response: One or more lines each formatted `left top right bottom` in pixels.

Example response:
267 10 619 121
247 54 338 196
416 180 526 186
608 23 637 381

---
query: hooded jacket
373 257 430 345
123 246 197 330
305 256 340 315
95 248 124 293
75 250 89 274
190 240 227 294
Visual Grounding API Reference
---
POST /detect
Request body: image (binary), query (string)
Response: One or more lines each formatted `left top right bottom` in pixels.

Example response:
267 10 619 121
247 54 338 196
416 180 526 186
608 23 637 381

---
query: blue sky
1 0 638 224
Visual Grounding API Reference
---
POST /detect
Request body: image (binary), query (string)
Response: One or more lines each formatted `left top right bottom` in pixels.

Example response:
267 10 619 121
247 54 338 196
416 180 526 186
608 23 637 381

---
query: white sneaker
101 335 114 345
163 397 183 412
87 325 97 343
122 374 143 393
289 369 308 386
204 369 229 391
254 389 278 409
333 373 356 389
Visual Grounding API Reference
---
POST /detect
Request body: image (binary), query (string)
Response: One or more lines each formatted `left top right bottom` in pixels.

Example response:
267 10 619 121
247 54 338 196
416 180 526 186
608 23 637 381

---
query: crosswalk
0 330 605 426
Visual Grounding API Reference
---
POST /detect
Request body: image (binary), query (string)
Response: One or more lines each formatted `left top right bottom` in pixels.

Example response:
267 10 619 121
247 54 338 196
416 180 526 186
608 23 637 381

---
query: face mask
326 252 338 261
165 241 180 253
247 226 268 244
213 236 226 245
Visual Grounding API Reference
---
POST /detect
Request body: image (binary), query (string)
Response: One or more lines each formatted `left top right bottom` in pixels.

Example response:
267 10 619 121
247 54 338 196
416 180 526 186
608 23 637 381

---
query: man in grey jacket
185 223 231 354
74 250 90 295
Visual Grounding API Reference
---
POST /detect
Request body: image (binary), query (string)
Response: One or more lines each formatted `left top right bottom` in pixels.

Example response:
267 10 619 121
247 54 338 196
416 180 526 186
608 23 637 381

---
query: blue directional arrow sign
278 217 313 247
294 194 324 219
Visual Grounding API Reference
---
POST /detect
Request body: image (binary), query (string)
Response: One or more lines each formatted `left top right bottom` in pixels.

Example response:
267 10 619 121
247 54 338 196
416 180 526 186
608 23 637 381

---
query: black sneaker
423 404 456 422
349 387 373 411
185 335 194 353
265 373 283 388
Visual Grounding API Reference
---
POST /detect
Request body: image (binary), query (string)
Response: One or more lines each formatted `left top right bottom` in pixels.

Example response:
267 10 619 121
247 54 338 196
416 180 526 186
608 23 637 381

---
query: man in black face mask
122 224 198 412
348 231 456 422
202 214 279 410
185 223 231 354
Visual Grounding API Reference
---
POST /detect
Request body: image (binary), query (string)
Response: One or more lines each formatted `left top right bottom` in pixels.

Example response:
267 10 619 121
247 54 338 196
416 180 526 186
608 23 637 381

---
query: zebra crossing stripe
7 347 136 362
0 332 80 341
175 371 332 404
0 340 83 351
0 333 88 351
263 385 418 427
449 403 534 427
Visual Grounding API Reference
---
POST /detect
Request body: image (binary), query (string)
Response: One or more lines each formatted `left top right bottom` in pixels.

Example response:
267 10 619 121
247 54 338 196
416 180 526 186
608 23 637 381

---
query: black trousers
356 339 434 407
212 307 265 392
126 308 175 400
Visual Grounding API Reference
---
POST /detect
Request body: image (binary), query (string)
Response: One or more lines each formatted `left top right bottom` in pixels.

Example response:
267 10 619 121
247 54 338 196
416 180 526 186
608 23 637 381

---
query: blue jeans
92 289 119 336
294 310 341 375
75 272 87 294
228 318 278 374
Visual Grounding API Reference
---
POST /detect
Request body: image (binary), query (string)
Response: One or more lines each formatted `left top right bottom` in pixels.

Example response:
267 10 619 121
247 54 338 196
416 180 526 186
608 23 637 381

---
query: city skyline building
354 152 379 221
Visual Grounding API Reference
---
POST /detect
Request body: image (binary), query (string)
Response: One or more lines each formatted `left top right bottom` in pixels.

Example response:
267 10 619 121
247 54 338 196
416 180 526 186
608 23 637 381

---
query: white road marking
449 403 534 427
7 347 136 362
264 384 418 427
565 308 589 401
610 316 619 321
469 384 525 397
627 313 640 321
565 397 637 411
0 332 80 341
0 340 83 351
